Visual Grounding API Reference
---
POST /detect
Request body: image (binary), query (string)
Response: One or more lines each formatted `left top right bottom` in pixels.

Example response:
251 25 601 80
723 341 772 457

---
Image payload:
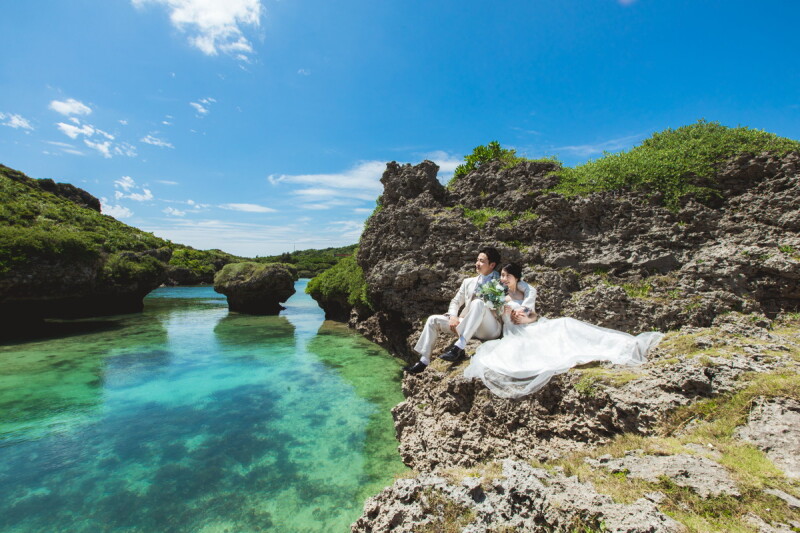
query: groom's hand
448 316 460 333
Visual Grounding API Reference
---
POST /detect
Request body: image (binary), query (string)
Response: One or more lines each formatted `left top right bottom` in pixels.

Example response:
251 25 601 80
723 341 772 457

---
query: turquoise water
0 281 406 532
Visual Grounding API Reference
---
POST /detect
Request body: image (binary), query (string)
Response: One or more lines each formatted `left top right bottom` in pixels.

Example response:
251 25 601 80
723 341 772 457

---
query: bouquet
477 279 507 314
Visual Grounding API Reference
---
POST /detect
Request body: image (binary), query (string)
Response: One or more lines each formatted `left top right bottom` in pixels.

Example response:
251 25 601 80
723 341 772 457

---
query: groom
404 247 503 374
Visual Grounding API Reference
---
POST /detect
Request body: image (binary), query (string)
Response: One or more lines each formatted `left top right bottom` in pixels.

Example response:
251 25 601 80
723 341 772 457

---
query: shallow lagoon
0 281 406 532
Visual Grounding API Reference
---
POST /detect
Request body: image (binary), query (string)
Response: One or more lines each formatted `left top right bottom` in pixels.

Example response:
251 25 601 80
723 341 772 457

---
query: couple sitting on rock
404 247 664 399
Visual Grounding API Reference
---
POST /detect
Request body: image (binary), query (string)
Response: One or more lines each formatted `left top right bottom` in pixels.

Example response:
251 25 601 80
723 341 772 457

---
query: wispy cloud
141 134 174 148
156 179 179 185
100 199 133 219
55 118 135 158
113 175 154 201
163 206 187 216
418 150 462 183
57 122 95 139
49 98 92 116
268 160 385 209
0 112 34 131
84 139 112 158
116 176 136 190
552 133 645 158
297 68 310 76
190 97 216 116
44 140 84 156
132 0 262 60
219 203 276 213
113 142 138 157
140 218 358 257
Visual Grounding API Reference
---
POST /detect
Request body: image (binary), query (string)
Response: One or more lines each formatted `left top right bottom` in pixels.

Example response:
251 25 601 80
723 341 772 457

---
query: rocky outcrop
734 397 800 479
1 165 180 337
353 459 682 533
348 149 800 531
586 453 740 498
213 262 296 314
390 316 796 473
354 152 800 357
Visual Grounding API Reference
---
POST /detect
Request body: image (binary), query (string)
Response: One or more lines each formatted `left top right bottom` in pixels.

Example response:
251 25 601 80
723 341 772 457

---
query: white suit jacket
446 271 500 318
446 273 536 317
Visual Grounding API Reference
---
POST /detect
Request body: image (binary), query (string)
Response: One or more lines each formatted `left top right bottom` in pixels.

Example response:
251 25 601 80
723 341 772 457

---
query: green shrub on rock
306 255 370 310
554 120 800 210
449 141 527 186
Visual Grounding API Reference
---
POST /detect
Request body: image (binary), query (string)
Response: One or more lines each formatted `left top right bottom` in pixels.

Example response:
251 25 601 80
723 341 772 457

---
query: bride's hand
511 309 537 324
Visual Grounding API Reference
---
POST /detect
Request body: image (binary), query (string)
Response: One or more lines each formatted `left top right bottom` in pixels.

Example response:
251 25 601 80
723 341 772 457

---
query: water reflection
0 283 406 532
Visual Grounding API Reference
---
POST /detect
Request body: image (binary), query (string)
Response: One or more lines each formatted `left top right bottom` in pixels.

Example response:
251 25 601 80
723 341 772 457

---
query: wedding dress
463 302 663 399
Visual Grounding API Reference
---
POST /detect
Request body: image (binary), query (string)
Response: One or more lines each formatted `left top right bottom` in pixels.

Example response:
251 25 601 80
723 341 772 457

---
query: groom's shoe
403 361 428 374
439 345 465 362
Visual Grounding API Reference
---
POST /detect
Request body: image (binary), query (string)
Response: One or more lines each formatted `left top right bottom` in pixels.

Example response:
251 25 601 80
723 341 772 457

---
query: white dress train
463 302 664 399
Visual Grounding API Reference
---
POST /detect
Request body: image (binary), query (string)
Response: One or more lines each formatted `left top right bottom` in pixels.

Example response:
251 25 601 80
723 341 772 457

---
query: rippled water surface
0 281 406 532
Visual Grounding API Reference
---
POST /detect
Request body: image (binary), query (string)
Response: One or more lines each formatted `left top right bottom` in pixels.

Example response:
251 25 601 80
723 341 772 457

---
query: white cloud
297 68 310 76
84 139 112 158
101 200 133 219
141 134 175 148
116 176 136 190
190 102 208 115
219 203 276 213
552 133 645 158
57 122 95 139
157 179 179 185
45 140 85 156
163 206 187 216
0 112 34 130
419 150 462 183
128 188 154 202
119 119 129 125
190 97 216 116
114 142 138 157
139 218 358 257
49 98 92 116
56 120 133 158
354 207 373 214
132 0 262 60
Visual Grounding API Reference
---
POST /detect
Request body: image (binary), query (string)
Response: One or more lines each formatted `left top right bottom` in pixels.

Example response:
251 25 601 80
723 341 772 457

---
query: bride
464 263 664 399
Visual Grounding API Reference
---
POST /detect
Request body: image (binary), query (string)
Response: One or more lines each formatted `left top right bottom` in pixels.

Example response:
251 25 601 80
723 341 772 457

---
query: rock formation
0 165 173 335
355 152 800 357
344 148 800 531
213 262 296 314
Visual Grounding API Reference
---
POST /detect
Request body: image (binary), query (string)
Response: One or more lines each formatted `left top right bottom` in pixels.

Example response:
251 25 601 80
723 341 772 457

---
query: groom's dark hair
479 247 501 269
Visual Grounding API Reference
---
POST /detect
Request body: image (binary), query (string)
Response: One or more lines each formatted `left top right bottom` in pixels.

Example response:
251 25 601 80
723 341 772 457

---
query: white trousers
413 299 502 363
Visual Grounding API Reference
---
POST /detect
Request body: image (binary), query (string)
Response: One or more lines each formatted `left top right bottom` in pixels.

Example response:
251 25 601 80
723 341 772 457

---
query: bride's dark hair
501 263 522 281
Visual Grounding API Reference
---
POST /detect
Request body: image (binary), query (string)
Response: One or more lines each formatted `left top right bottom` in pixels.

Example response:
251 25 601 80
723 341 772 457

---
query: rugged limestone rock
353 152 800 358
352 459 682 533
347 151 800 530
213 262 296 314
390 321 796 473
734 397 800 479
0 165 176 335
586 453 740 498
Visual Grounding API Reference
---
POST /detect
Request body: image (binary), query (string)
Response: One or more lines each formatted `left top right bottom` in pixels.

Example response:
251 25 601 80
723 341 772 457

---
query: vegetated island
0 163 355 338
305 121 800 532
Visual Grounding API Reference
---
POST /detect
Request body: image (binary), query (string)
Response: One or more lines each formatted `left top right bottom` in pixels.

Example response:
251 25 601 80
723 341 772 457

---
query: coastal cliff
337 123 800 531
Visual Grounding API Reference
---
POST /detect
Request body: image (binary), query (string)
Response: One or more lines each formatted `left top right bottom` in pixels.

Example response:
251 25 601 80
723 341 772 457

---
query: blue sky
1 0 798 256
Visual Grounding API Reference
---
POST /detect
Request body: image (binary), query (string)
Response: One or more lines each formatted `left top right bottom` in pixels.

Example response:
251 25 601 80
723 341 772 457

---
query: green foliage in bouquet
477 279 506 313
